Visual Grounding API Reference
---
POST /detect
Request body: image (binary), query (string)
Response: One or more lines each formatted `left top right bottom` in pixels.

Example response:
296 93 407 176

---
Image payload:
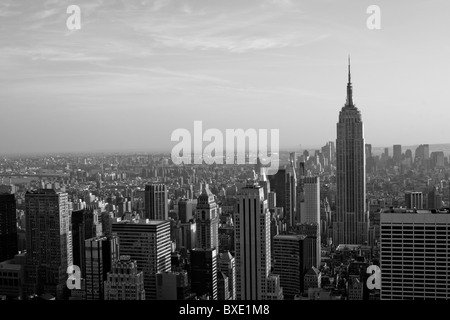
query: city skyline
1 0 450 154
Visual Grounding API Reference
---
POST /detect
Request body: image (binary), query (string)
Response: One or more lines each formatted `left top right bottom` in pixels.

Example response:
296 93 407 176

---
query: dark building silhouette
0 193 17 262
24 189 71 300
144 183 168 220
189 248 218 300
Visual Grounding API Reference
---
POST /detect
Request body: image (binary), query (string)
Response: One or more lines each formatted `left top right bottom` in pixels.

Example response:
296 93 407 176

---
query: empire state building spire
346 55 354 107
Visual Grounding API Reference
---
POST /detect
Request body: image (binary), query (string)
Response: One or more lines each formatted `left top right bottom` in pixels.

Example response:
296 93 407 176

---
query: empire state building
333 57 368 245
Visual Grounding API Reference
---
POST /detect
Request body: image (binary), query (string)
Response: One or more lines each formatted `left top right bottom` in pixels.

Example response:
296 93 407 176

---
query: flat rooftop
380 207 450 214
113 219 168 225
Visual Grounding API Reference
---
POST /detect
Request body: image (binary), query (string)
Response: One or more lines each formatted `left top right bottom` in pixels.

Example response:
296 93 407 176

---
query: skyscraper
195 183 219 250
84 236 119 300
112 219 171 300
144 183 168 220
156 271 190 300
104 255 145 300
0 193 17 262
269 168 296 228
300 176 320 225
190 248 218 300
72 208 101 278
218 251 236 300
404 191 423 210
334 57 368 245
234 183 283 300
393 145 402 165
380 208 450 300
24 189 72 300
365 144 372 159
272 234 313 299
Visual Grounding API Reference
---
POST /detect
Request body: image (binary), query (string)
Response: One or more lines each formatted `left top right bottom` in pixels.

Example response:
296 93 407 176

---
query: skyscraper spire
348 55 351 84
346 55 354 107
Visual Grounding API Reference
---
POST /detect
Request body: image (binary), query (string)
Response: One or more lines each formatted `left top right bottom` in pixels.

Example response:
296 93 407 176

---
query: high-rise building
235 183 283 300
423 144 430 160
178 198 197 223
404 191 423 210
0 193 17 262
430 151 445 169
269 169 296 228
24 189 72 300
365 144 372 159
300 176 320 225
144 184 168 220
428 187 443 209
380 208 450 299
84 236 119 300
190 248 218 300
267 192 276 210
218 251 236 300
104 255 145 300
393 145 402 165
334 58 368 245
72 208 101 278
273 234 315 299
156 271 190 300
112 219 171 300
195 183 219 250
295 223 321 271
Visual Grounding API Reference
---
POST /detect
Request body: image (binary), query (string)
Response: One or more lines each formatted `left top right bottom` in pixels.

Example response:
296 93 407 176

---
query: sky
1 0 450 154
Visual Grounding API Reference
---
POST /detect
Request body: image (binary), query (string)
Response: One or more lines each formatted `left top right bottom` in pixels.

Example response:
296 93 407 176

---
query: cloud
33 8 60 20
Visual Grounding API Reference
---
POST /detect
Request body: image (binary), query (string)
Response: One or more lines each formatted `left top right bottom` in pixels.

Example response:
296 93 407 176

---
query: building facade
334 58 368 245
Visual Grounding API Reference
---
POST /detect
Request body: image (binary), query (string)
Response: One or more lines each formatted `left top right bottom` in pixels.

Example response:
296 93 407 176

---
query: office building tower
190 248 218 300
334 58 368 245
218 225 234 255
258 170 271 200
218 251 236 300
430 151 445 169
404 191 423 210
380 208 450 299
269 169 296 228
365 144 372 159
393 145 402 165
428 187 443 209
24 189 72 300
415 144 430 165
195 183 219 250
267 192 276 210
423 144 430 160
156 271 191 300
0 193 17 262
72 208 101 278
235 183 282 300
300 176 320 225
144 183 168 220
104 256 145 300
112 219 171 300
273 234 314 299
84 236 119 300
178 198 197 223
295 223 321 270
218 271 230 300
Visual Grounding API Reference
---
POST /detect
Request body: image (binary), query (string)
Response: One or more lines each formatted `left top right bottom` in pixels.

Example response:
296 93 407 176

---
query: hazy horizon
1 0 450 154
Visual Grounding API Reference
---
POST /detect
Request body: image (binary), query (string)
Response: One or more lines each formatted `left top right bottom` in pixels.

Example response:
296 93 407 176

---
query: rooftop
380 207 450 214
